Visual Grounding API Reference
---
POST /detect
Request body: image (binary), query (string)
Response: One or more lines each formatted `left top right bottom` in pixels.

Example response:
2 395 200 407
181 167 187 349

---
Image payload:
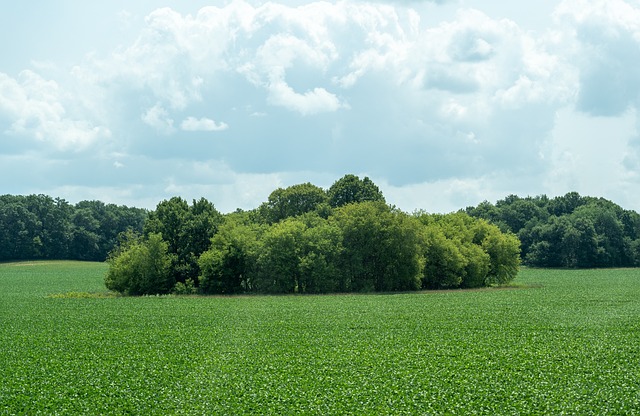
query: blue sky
1 0 639 213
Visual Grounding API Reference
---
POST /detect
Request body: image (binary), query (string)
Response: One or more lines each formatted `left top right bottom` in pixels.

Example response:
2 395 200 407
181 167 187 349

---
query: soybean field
1 261 639 414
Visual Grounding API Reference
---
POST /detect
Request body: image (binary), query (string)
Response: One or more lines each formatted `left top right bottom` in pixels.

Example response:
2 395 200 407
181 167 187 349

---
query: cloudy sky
1 0 640 213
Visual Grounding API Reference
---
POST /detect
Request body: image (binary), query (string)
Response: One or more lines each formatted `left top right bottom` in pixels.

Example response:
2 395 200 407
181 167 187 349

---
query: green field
1 262 639 414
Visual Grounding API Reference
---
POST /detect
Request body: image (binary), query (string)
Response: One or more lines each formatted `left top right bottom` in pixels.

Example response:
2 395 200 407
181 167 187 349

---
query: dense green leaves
196 204 516 295
144 197 222 284
3 262 640 414
3 177 524 295
0 194 146 262
467 192 640 268
327 174 386 207
259 182 328 223
416 213 519 289
331 202 423 292
105 233 174 295
100 176 519 295
199 214 263 294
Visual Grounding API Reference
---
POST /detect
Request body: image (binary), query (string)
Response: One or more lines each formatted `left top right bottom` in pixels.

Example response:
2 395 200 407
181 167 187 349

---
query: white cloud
141 103 174 134
181 116 229 132
0 71 110 150
554 0 640 116
267 83 345 115
6 1 640 214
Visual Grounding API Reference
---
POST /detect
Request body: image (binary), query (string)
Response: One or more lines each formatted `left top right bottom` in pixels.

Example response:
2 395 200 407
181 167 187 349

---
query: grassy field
1 262 639 414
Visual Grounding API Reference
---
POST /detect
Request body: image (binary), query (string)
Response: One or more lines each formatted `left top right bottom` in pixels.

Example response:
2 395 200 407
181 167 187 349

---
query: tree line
105 175 521 295
5 182 638 293
0 194 147 262
466 192 640 268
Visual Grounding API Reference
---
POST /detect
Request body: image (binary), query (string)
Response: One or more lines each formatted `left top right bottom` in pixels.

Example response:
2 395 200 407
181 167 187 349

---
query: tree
416 212 518 288
199 214 263 294
421 226 466 289
259 183 328 223
69 208 101 261
297 218 343 293
330 202 422 292
327 174 385 208
23 195 72 259
105 232 174 295
477 221 521 285
255 218 307 293
548 192 586 217
144 197 190 255
145 197 221 284
0 201 41 260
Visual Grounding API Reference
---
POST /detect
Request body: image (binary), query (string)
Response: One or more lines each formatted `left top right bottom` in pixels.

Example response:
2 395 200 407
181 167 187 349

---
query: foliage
173 278 197 295
198 213 264 294
467 192 640 268
416 212 519 289
331 202 423 292
327 174 386 208
0 194 146 262
259 182 328 224
2 176 527 295
105 233 174 295
123 176 519 294
144 197 222 285
3 262 640 414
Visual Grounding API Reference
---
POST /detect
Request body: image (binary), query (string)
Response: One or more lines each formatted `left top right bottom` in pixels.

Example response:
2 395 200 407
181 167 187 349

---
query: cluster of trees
6 184 638 296
0 194 147 262
105 175 521 295
466 192 640 268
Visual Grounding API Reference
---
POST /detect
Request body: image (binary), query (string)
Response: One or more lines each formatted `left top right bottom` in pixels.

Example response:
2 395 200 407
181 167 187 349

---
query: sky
1 0 640 214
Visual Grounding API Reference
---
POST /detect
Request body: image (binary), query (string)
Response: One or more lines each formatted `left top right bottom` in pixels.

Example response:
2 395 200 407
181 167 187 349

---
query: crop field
1 262 639 414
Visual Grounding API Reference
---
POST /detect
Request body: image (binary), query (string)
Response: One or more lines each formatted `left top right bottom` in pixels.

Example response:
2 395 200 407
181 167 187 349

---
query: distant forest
466 192 640 268
0 194 147 262
3 176 640 294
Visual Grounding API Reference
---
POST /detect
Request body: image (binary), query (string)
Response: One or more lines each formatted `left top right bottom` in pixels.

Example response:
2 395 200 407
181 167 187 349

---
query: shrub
105 233 174 295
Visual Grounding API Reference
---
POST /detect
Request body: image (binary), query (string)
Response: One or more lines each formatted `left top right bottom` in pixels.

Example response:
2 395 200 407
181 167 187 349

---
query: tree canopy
0 194 146 262
106 175 521 295
466 192 640 268
11 176 635 296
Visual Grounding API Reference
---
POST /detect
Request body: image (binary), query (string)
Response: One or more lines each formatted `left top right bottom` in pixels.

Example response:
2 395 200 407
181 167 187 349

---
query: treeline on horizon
3 175 639 295
0 194 146 262
465 192 640 268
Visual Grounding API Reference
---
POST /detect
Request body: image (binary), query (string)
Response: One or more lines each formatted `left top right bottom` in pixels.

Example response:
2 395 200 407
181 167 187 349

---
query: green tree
297 218 344 293
259 183 328 223
416 212 517 288
23 195 72 259
477 221 521 285
0 201 42 260
327 174 385 208
255 218 307 293
331 202 422 292
199 214 263 294
144 197 189 255
69 208 101 261
105 232 174 295
421 226 466 289
145 197 221 284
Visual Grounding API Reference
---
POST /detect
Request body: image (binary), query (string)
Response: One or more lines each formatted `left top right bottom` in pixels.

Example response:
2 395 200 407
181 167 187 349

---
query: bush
105 233 174 295
173 278 197 295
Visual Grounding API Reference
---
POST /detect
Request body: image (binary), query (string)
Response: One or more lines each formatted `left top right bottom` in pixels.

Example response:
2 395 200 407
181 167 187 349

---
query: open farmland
1 262 639 414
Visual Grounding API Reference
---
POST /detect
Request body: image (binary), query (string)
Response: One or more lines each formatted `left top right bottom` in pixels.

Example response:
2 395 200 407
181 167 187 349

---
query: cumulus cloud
0 71 110 150
6 0 640 213
141 103 174 134
554 0 640 116
181 116 229 132
63 2 577 185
